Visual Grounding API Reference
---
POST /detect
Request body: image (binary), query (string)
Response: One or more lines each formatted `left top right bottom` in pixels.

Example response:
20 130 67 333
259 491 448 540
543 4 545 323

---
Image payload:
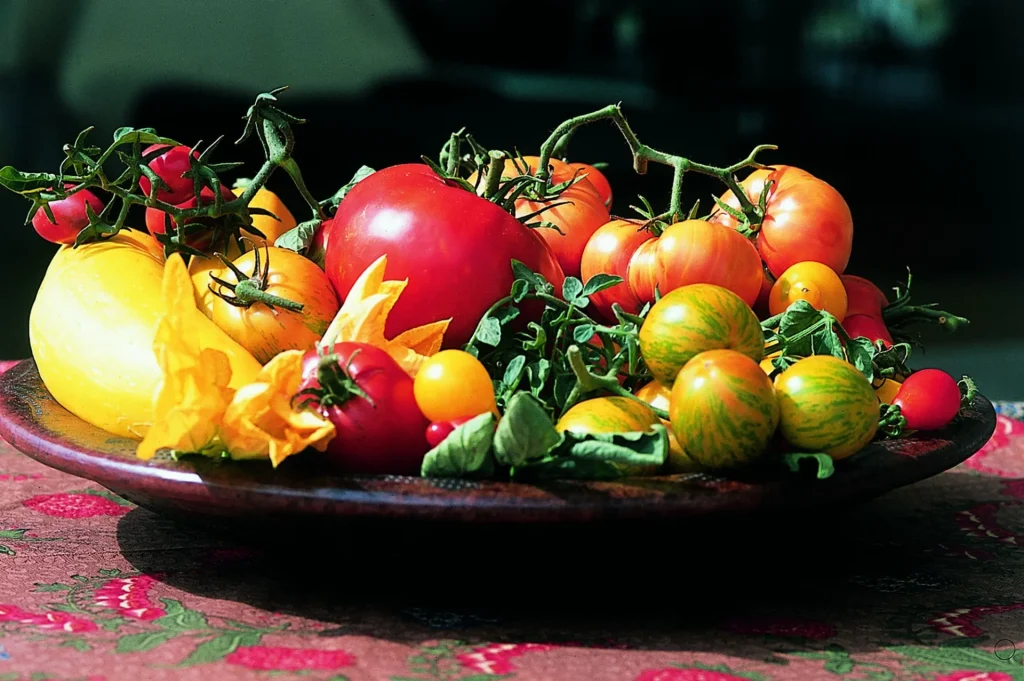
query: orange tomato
209 246 340 363
568 162 612 209
769 261 848 322
634 381 701 472
580 218 655 322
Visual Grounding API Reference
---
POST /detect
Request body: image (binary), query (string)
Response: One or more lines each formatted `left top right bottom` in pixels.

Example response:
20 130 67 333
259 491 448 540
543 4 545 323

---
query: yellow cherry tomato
875 378 903 405
414 350 497 422
769 261 848 322
232 183 297 246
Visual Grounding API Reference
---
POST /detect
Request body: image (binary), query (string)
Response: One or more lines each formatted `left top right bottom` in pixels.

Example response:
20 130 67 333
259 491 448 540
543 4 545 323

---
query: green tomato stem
482 151 508 199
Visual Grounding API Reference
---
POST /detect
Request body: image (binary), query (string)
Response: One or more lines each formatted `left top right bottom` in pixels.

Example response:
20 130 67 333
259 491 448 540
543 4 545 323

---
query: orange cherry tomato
769 261 848 322
579 218 656 322
568 162 612 209
414 350 497 422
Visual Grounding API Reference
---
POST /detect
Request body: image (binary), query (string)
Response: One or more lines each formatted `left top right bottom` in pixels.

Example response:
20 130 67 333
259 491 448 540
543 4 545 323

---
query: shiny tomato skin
145 185 236 251
769 261 848 322
580 218 655 322
556 396 661 434
515 181 610 278
775 355 878 459
31 187 105 244
639 283 764 386
568 162 613 208
669 349 778 469
892 369 961 431
842 275 889 319
627 219 763 308
634 380 700 471
413 350 497 422
425 416 476 448
209 247 340 363
299 342 430 474
325 164 565 348
712 165 854 278
754 266 775 319
138 144 199 204
842 314 893 348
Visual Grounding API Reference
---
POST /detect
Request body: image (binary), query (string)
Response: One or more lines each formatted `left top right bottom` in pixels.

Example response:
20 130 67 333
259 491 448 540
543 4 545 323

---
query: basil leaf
581 273 622 297
782 452 835 480
511 278 529 303
845 337 876 382
111 127 179 147
777 300 824 338
274 218 321 256
0 166 57 194
512 425 669 481
562 276 584 303
493 393 561 467
421 413 496 478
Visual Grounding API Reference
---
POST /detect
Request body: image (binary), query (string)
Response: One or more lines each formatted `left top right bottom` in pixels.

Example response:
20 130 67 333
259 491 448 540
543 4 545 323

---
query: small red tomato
892 369 961 431
145 185 235 250
138 144 199 204
30 187 105 244
842 314 894 348
425 416 475 448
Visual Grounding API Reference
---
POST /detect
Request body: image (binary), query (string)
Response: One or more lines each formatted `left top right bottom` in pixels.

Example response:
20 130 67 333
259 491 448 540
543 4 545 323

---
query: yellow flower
221 350 335 467
136 254 332 464
319 255 449 376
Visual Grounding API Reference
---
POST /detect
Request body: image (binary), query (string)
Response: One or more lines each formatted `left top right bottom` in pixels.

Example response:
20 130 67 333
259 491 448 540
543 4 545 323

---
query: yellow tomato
232 184 297 246
414 350 497 422
769 261 848 322
30 230 260 440
875 378 903 405
209 246 340 364
634 381 701 472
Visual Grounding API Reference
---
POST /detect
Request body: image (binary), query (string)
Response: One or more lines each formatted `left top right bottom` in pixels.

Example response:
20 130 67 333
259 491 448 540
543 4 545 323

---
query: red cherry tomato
30 187 105 244
325 164 565 348
138 145 199 204
842 275 890 319
145 185 235 251
892 369 961 431
425 416 475 448
842 314 894 348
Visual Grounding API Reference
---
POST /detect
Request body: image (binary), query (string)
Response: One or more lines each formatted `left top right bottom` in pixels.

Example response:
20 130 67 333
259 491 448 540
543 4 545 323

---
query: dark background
1 0 1021 396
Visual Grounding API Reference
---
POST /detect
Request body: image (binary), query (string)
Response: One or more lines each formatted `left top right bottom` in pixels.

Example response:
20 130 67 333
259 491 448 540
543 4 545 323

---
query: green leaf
59 638 92 652
160 598 186 616
476 317 502 347
503 355 526 389
178 632 261 667
421 413 497 478
0 166 57 194
0 529 27 539
511 278 529 303
97 568 121 577
274 218 321 254
562 276 584 303
511 260 550 293
572 324 596 344
111 127 179 148
513 426 668 480
581 273 622 297
154 606 208 632
320 165 375 213
33 582 71 592
553 374 576 412
782 453 835 479
777 300 825 337
493 393 561 467
846 337 875 381
117 631 175 653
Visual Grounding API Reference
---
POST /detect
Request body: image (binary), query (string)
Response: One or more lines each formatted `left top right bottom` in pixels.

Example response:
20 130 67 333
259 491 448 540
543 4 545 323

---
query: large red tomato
580 218 762 322
711 165 853 278
325 164 565 347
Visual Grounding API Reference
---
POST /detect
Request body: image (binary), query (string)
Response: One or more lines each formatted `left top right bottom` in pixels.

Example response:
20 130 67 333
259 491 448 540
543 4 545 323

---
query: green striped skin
669 349 779 470
556 396 661 435
640 284 764 387
775 355 879 459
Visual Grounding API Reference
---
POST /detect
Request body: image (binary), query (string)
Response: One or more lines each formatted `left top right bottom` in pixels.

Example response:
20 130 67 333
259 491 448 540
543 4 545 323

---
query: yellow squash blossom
137 254 333 465
319 254 450 376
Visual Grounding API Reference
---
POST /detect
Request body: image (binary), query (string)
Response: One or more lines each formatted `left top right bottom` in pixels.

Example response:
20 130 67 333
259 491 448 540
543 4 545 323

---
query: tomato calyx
878 402 907 439
208 241 304 312
294 349 375 411
959 375 978 410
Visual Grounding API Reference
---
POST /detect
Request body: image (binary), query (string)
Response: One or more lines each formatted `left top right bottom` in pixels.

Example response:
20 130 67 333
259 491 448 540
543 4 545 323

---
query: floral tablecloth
2 353 1024 681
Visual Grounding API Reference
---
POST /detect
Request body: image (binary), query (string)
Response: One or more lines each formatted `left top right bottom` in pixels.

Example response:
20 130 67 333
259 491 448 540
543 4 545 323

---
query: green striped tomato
669 349 779 469
556 396 661 435
775 355 879 459
639 283 764 386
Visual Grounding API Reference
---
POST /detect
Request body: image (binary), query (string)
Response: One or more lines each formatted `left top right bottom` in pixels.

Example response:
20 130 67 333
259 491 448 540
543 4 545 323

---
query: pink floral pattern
0 604 97 633
456 643 555 675
225 645 356 671
933 673 1014 681
23 493 130 519
635 670 750 681
93 576 166 620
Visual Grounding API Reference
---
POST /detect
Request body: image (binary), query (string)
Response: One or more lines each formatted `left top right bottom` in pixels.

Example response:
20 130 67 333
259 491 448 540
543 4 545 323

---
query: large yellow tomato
30 229 259 440
209 246 339 363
